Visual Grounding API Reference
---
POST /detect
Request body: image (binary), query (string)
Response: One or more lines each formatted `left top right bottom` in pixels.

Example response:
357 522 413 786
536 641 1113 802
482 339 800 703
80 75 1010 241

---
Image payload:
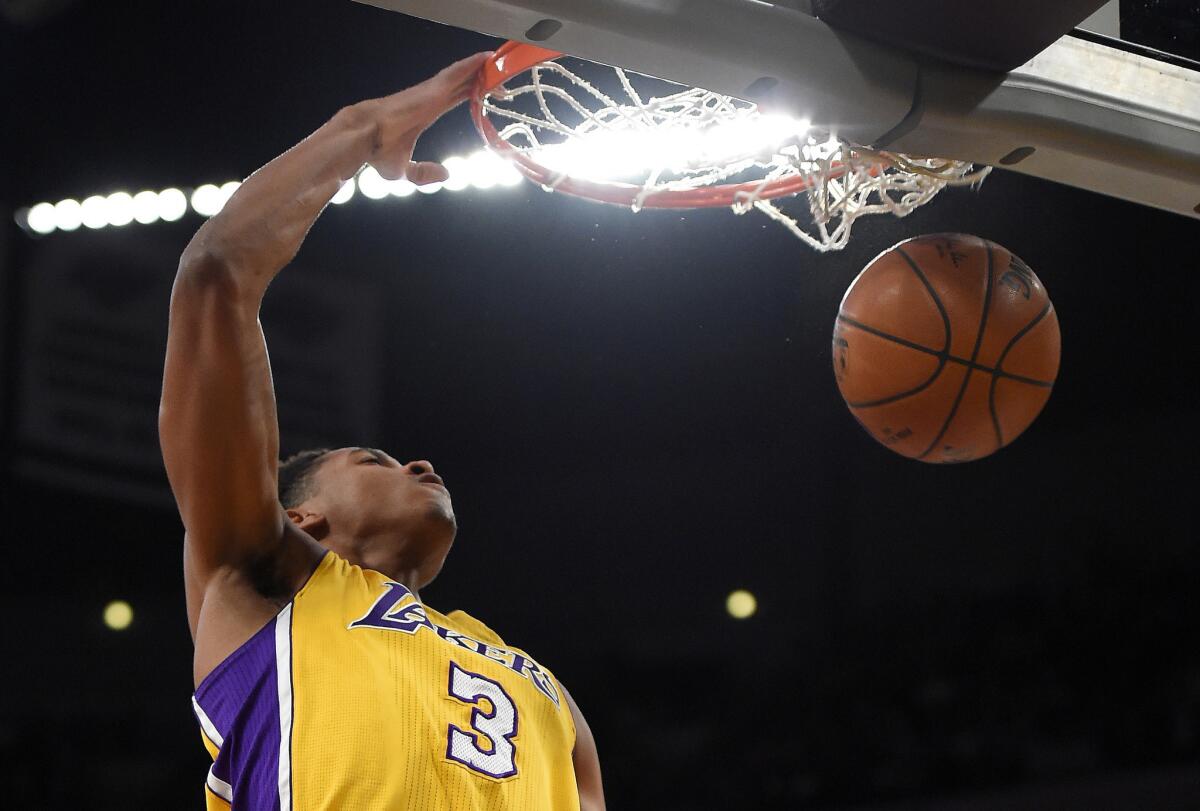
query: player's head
279 446 456 587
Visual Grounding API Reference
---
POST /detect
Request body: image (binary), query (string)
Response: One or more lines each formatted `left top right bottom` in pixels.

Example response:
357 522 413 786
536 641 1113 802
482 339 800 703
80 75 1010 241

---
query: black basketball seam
918 240 994 460
846 380 943 409
895 247 952 355
996 371 1054 388
988 302 1055 448
835 316 948 407
994 303 1053 373
840 247 954 413
836 315 1055 387
836 315 941 356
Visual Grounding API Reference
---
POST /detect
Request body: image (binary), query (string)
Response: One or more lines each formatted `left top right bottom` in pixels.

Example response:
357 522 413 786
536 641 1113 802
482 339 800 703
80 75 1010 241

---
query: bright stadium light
467 150 522 188
103 600 134 631
26 202 57 234
534 130 655 181
191 184 225 216
704 114 807 161
467 151 505 189
389 178 416 197
81 195 109 229
158 188 187 221
54 198 83 231
492 156 523 187
531 114 812 182
219 181 241 205
331 178 355 205
357 166 391 200
441 156 470 191
106 191 135 226
18 151 532 236
726 589 757 620
132 190 161 224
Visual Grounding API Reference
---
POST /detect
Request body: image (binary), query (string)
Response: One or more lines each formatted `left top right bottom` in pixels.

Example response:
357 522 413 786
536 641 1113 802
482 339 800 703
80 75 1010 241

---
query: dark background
1 1 1198 808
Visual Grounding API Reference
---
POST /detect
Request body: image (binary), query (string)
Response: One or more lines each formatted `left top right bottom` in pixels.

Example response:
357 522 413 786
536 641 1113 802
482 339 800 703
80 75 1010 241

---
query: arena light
158 188 187 221
15 150 524 236
441 156 471 191
390 178 417 197
467 150 513 189
132 190 161 224
191 184 225 216
726 589 757 620
530 114 812 182
357 166 391 200
188 181 241 217
81 195 109 229
106 191 135 227
219 181 241 206
331 178 356 205
26 202 56 234
54 198 83 231
491 155 523 187
103 599 134 631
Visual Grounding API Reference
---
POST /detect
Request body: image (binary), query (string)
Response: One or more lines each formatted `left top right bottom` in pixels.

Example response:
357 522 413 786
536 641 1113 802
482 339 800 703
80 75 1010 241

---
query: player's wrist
331 100 383 160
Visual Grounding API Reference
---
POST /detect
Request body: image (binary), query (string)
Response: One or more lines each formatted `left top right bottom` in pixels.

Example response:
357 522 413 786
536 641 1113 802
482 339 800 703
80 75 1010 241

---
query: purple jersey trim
190 552 328 809
193 616 283 810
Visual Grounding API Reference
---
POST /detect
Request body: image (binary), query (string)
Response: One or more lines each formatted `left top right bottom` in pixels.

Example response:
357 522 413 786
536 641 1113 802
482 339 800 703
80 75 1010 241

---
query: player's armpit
562 683 605 811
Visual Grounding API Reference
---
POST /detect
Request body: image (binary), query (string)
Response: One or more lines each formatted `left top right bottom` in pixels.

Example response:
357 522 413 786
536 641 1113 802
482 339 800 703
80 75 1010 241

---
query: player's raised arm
159 53 491 588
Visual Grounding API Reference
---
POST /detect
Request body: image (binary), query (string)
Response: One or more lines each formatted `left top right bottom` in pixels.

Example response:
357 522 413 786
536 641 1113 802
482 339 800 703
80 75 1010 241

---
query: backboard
355 0 1200 220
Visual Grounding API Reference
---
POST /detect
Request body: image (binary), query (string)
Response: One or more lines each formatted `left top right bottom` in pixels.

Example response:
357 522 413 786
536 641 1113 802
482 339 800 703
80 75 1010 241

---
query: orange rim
470 42 861 209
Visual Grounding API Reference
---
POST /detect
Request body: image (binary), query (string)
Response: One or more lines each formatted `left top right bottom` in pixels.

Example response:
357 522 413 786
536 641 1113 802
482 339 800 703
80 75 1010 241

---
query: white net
480 59 992 251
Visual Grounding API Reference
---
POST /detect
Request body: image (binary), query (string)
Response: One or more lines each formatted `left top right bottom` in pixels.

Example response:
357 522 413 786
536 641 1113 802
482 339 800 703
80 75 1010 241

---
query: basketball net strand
481 60 991 251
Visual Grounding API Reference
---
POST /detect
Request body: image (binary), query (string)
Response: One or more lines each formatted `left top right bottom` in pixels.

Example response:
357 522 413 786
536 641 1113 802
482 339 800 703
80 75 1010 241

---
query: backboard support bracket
356 0 1200 220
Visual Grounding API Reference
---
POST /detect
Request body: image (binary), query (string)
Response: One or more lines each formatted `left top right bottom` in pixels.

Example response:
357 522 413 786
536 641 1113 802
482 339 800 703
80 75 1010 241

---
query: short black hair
278 448 332 509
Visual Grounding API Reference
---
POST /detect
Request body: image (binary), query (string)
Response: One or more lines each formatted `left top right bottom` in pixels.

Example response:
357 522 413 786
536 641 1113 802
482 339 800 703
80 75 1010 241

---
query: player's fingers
408 161 449 186
426 51 493 111
375 52 490 131
374 161 405 181
435 51 493 88
370 137 413 180
369 54 491 174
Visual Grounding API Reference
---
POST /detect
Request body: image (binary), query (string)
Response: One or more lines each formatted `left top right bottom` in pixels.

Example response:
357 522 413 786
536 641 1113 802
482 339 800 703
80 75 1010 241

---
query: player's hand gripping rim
360 51 493 185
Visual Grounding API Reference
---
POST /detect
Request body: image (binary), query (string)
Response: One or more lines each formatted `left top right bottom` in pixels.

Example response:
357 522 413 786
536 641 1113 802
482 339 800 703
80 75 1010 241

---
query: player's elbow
172 244 264 317
176 243 239 292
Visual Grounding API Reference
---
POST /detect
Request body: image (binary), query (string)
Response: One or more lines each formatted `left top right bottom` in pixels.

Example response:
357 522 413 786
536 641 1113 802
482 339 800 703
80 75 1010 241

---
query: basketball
833 234 1060 463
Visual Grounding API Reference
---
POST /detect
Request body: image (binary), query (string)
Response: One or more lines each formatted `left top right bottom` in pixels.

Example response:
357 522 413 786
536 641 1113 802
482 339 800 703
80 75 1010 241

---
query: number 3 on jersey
446 661 519 779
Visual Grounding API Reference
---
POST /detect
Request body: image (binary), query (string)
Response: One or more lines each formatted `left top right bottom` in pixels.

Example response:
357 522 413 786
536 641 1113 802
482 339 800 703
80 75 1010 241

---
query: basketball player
159 52 604 809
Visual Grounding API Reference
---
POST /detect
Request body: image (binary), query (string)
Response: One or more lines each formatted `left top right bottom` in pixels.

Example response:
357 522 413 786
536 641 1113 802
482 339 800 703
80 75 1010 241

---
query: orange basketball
833 233 1060 463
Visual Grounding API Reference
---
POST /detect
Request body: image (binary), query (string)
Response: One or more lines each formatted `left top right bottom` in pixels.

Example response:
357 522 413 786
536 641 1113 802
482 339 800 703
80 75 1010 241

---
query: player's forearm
178 100 380 297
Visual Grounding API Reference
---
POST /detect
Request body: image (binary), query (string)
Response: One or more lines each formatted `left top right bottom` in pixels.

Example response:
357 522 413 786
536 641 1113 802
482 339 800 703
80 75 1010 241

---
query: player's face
311 447 456 558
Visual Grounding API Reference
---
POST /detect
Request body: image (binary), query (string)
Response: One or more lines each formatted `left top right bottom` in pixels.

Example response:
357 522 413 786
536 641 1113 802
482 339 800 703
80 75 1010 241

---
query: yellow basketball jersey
191 552 579 810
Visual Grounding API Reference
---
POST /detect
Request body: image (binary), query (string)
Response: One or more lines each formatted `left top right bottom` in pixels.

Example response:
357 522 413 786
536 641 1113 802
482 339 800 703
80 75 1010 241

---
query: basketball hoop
471 42 992 251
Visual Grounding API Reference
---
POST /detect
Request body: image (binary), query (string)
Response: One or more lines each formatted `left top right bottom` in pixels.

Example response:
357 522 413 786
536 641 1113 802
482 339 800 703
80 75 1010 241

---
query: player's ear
287 508 329 540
